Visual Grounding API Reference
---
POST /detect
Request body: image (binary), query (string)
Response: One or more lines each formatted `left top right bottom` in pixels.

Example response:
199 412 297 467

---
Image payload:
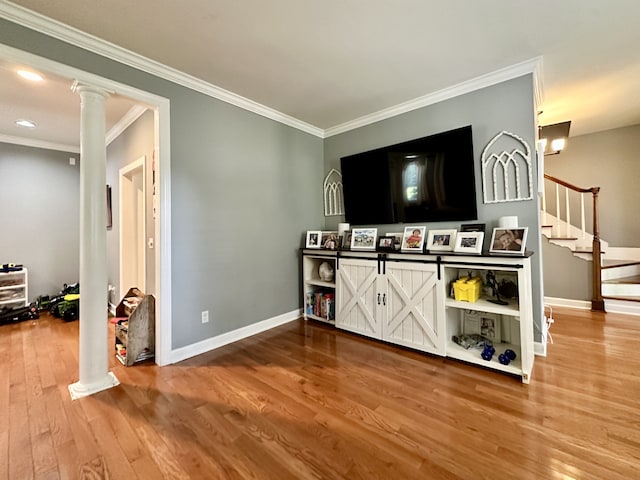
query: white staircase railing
542 174 604 311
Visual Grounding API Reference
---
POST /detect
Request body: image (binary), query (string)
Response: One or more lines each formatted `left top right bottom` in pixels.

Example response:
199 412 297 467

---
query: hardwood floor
1 307 639 479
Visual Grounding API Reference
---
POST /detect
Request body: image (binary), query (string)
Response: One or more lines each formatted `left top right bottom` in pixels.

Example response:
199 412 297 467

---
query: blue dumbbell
481 344 495 361
504 349 517 361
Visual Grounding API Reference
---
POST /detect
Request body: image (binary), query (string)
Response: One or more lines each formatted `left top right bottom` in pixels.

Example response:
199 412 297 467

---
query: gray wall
324 75 545 340
545 123 640 247
106 109 156 305
0 143 79 301
0 18 324 349
542 239 591 301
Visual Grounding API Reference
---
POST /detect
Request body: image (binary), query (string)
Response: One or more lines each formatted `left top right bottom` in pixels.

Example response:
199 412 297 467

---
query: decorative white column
69 82 119 400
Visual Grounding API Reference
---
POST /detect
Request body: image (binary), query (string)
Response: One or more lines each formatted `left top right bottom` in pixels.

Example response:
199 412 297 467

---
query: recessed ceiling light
15 119 37 128
17 69 43 82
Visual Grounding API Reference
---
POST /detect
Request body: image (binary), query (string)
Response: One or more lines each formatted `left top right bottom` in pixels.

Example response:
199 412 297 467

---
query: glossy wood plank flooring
1 307 639 479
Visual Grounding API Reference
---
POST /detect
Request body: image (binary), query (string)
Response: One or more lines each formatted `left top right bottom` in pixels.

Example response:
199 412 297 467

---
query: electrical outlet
201 310 209 324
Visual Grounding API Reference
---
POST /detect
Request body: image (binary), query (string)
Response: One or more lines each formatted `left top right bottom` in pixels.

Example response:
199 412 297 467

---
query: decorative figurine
486 270 508 305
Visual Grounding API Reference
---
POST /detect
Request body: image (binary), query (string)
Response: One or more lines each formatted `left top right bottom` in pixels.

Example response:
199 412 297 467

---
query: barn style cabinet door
335 257 382 339
383 262 445 356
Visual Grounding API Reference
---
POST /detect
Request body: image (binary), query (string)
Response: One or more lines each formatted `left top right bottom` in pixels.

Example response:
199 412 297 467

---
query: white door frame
0 43 173 366
119 156 146 301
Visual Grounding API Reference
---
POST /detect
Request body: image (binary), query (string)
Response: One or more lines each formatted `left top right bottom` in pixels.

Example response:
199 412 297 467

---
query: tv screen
340 125 477 225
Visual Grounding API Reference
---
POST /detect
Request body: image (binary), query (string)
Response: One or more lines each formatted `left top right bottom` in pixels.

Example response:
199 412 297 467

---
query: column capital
71 80 113 99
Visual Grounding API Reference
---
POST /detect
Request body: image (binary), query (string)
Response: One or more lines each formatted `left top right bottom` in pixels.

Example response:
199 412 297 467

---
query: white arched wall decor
323 168 345 216
481 131 533 204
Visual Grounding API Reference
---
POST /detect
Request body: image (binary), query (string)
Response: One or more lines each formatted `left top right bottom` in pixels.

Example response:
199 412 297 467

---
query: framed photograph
401 226 426 252
463 310 501 344
320 231 339 250
342 231 352 249
386 232 403 251
305 230 322 248
489 227 528 254
426 229 457 252
351 228 377 250
460 223 485 233
378 236 395 252
454 231 484 254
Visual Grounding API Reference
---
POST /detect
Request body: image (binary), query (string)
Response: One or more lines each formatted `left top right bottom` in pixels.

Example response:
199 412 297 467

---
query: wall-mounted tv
340 125 477 225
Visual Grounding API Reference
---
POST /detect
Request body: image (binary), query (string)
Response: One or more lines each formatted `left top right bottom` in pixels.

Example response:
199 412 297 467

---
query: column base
68 371 120 400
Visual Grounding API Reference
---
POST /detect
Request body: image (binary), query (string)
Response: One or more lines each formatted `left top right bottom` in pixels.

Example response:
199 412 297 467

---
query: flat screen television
340 125 477 225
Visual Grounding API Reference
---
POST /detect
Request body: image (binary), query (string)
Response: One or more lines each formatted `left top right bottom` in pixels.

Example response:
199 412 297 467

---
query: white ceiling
2 0 640 148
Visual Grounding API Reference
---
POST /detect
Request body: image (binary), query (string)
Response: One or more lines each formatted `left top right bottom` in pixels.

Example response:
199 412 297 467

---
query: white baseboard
544 296 640 316
544 296 591 310
534 341 547 357
169 308 302 364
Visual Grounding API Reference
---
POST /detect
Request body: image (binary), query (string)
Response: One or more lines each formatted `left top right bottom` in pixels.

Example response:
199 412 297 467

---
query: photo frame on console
401 226 426 252
351 228 377 251
454 232 484 254
306 230 322 248
489 227 528 254
378 236 395 252
426 229 457 252
320 231 339 250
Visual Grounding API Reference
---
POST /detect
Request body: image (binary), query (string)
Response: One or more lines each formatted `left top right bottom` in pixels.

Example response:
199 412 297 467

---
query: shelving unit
300 249 536 383
442 255 533 383
301 249 337 324
0 268 28 308
114 287 155 366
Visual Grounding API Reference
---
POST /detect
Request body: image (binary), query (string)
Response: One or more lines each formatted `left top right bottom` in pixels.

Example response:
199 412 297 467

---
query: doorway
119 156 146 301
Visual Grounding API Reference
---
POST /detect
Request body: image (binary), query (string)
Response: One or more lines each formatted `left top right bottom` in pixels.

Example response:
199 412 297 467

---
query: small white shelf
445 296 520 317
0 268 28 307
446 341 523 376
305 279 335 289
305 313 335 325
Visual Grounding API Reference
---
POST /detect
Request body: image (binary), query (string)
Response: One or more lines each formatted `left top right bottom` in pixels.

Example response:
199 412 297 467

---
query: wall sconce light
539 121 571 156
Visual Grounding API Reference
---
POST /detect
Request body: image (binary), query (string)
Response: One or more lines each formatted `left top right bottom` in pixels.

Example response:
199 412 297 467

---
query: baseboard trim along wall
170 308 302 364
544 296 640 316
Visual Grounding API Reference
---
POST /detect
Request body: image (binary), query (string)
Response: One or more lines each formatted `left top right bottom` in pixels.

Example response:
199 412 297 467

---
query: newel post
591 187 605 312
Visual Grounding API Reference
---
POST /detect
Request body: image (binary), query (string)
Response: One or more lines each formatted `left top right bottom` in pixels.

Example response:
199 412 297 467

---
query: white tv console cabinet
301 249 535 383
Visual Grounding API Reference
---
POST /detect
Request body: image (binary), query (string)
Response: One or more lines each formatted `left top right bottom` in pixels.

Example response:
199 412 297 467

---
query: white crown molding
1 4 545 140
0 2 324 138
106 104 148 146
325 57 544 138
0 133 79 153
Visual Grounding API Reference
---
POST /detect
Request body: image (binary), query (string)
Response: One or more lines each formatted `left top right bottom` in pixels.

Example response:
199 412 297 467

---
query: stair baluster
543 174 604 311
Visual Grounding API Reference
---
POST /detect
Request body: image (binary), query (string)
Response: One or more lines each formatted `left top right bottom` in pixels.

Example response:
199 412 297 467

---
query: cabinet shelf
305 313 335 325
445 296 520 317
302 251 337 323
305 279 335 288
446 340 523 376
